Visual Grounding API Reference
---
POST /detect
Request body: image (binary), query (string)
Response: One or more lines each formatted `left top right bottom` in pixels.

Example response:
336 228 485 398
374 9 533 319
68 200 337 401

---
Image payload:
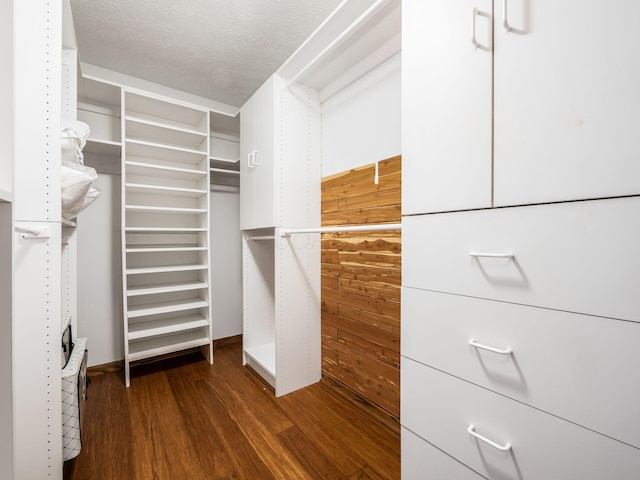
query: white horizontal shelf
210 155 240 163
126 114 206 137
126 115 207 151
61 218 77 228
125 159 206 180
128 313 209 340
0 188 12 203
125 92 208 132
125 226 207 233
125 205 207 214
244 342 276 377
127 281 208 297
127 298 209 319
126 264 208 275
85 138 121 157
126 245 207 253
128 330 210 362
125 182 207 197
210 167 240 175
126 138 207 165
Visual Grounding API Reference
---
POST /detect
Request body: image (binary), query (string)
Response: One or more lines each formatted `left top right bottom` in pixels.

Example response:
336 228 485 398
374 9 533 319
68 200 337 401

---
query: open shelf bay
128 314 209 340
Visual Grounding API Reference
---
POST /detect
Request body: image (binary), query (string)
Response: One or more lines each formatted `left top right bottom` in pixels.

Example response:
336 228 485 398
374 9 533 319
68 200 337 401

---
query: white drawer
402 428 485 480
403 196 640 322
401 358 640 479
402 287 640 448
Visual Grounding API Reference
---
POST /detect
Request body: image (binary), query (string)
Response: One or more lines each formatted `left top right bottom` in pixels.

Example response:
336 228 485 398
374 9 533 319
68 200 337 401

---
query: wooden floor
64 338 400 480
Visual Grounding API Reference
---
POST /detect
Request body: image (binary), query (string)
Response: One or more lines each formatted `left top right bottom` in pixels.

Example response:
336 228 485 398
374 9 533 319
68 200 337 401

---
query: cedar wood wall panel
321 155 401 417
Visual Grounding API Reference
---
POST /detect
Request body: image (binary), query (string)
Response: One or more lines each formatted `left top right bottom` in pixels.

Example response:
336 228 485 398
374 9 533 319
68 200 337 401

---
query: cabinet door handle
252 150 259 166
248 152 254 169
469 252 514 259
502 0 513 32
467 425 512 451
471 8 488 49
468 339 513 355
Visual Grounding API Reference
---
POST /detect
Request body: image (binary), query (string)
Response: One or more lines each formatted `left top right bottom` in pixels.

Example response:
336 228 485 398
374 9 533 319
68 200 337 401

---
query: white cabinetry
240 74 321 394
240 74 320 230
401 0 640 477
121 91 213 386
403 0 640 215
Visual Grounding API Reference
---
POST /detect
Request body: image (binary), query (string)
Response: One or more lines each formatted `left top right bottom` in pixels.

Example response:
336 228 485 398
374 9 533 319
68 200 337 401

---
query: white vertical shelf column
13 0 64 478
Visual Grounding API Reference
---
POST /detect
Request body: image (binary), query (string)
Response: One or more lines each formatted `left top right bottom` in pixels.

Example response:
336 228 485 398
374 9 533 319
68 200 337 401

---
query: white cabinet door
402 0 492 215
493 0 640 206
239 92 255 230
251 75 277 229
240 75 277 230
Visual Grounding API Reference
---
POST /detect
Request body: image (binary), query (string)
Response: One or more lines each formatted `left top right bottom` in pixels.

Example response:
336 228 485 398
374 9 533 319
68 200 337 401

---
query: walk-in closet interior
3 0 640 478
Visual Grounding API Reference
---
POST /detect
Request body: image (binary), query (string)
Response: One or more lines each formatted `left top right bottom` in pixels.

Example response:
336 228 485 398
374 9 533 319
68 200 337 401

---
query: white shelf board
125 226 207 233
126 113 206 137
210 168 240 175
84 138 121 157
128 330 210 362
126 264 208 275
126 138 206 161
125 160 206 180
244 342 276 377
125 182 207 197
210 155 240 163
61 218 77 228
125 205 207 214
0 188 12 203
127 298 209 318
126 245 206 253
127 281 208 297
126 116 207 151
128 314 209 340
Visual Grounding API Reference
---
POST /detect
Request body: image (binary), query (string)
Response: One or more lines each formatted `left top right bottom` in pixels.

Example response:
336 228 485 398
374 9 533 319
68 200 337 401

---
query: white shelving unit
209 111 240 187
121 90 213 387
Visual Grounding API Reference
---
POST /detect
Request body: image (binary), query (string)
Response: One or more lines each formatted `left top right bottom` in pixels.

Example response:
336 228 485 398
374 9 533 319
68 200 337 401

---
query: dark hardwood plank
66 341 400 480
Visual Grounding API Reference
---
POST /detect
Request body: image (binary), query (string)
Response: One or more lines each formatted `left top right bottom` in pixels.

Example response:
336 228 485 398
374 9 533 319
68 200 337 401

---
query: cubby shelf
126 115 207 150
127 298 208 318
127 280 208 297
128 330 210 362
125 205 208 214
125 226 207 233
125 160 206 180
126 138 207 165
125 264 208 275
125 245 207 253
84 138 122 157
128 314 210 340
124 182 207 197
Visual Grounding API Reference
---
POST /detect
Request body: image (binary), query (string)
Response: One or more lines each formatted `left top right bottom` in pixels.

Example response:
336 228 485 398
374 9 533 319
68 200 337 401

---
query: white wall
321 52 401 176
210 187 243 339
77 174 123 366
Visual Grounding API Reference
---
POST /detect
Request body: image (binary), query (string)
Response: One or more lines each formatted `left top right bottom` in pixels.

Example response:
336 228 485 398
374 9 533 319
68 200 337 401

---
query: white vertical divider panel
0 0 13 202
0 0 13 475
0 205 13 479
61 48 78 335
275 230 321 396
273 82 321 396
119 88 130 385
13 0 64 478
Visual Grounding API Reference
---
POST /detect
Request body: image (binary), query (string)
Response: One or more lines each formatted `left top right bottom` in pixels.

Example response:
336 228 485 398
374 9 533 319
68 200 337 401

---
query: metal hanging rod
284 0 390 90
281 223 401 237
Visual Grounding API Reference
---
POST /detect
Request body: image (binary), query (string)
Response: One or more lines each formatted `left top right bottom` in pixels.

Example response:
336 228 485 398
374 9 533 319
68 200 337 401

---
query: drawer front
401 358 640 479
402 287 640 448
402 428 484 480
403 196 640 322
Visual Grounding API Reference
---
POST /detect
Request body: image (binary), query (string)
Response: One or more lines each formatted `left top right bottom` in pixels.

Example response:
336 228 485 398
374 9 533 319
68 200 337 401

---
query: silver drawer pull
469 252 514 259
468 339 512 355
467 424 512 451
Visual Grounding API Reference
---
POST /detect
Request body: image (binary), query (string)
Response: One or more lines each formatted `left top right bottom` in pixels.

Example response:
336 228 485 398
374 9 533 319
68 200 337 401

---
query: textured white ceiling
70 0 343 107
